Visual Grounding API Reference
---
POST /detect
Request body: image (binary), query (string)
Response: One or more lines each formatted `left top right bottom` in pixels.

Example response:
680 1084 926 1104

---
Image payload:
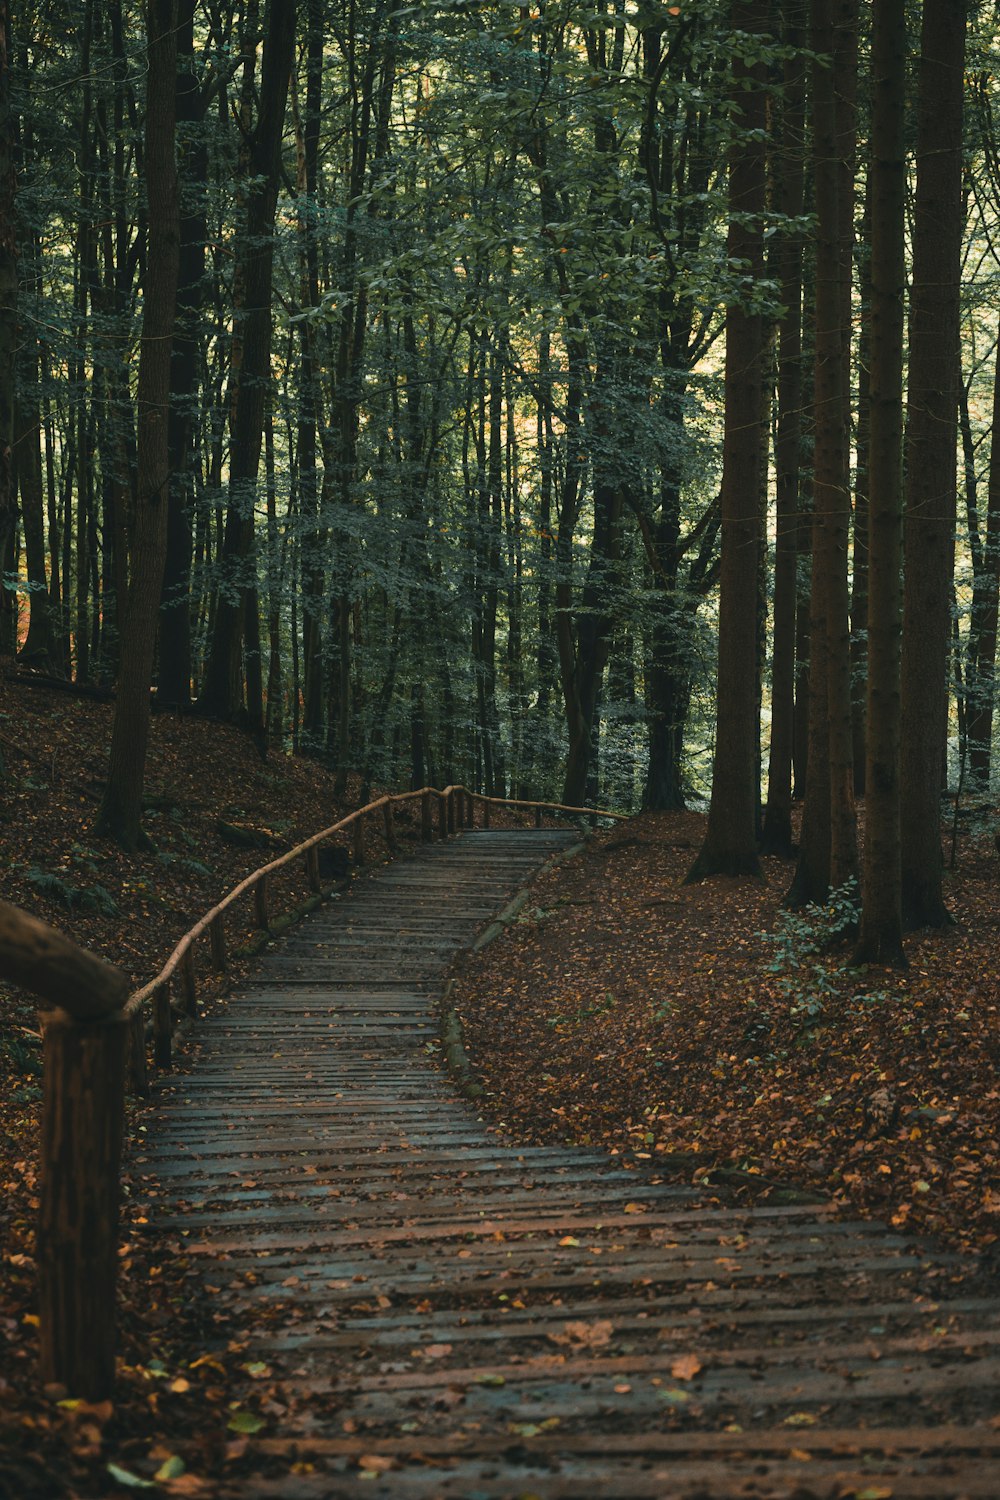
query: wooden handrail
0 782 627 1402
0 901 129 1401
124 785 626 1030
0 899 129 1021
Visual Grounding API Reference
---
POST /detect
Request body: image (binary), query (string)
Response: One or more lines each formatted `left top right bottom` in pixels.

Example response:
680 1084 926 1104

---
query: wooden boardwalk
135 831 1000 1498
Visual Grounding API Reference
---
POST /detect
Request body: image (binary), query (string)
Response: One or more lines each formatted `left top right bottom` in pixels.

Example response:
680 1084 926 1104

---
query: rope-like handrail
117 785 627 1086
1 782 626 1400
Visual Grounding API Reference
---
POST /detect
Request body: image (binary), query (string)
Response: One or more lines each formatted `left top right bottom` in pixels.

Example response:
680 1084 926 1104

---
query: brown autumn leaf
548 1319 614 1349
670 1353 703 1382
358 1454 396 1473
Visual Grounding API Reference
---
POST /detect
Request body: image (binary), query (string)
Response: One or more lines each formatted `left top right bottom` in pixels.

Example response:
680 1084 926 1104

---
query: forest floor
1 670 999 1495
452 808 1000 1257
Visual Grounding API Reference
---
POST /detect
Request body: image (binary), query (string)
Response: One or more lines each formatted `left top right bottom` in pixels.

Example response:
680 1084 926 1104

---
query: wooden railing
0 899 130 1400
122 785 627 1088
1 785 626 1398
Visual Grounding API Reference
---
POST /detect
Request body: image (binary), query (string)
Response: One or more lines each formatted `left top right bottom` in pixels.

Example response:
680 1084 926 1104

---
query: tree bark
966 343 1000 787
898 0 966 929
198 0 296 729
855 0 907 965
0 0 16 658
96 0 179 849
157 0 206 708
687 0 768 883
761 0 806 856
787 0 858 903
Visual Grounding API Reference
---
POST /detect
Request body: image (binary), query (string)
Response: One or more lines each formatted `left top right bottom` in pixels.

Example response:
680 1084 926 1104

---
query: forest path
134 832 1000 1498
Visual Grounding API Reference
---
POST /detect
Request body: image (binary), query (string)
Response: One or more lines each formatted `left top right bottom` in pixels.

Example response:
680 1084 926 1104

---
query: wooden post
209 913 228 973
535 805 543 828
127 1008 148 1098
180 947 198 1018
447 789 456 836
438 791 447 840
38 1008 127 1400
254 874 270 930
353 815 365 868
305 845 321 893
152 980 172 1070
421 790 432 841
383 799 397 854
483 797 491 829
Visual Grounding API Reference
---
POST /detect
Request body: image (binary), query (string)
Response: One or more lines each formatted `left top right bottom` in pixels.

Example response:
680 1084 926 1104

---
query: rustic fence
0 785 627 1399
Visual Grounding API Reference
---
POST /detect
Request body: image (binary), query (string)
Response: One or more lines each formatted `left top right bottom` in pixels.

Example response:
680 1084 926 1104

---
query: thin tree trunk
898 0 966 928
761 0 806 855
96 0 179 850
855 0 907 965
687 0 769 883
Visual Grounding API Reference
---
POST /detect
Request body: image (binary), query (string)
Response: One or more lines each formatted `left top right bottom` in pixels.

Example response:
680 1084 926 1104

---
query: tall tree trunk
0 0 16 659
761 0 806 855
96 0 179 849
898 0 966 927
787 0 858 903
687 0 768 883
158 0 206 708
855 0 907 965
199 0 296 729
966 345 1000 787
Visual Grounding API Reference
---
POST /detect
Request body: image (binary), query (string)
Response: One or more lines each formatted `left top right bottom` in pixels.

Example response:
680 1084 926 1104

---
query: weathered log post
180 946 198 1018
305 845 321 893
535 805 543 828
438 790 447 840
209 912 228 972
447 788 457 836
127 1007 149 1097
421 790 432 841
254 874 270 930
152 979 172 1069
39 1006 128 1399
383 798 398 854
0 900 131 1401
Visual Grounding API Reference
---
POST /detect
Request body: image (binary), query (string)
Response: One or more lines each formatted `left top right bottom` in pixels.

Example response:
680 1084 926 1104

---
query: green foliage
156 851 213 879
761 880 861 1021
25 866 121 918
547 991 617 1028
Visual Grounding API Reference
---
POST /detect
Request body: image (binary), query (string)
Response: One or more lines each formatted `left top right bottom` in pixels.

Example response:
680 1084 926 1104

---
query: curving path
134 831 1000 1498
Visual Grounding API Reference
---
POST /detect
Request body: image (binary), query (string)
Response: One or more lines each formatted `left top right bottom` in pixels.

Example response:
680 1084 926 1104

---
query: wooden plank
132 831 1000 1498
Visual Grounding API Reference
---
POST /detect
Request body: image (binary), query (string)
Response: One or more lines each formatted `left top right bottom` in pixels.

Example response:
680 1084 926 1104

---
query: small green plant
157 850 213 879
547 991 618 1028
761 879 861 1022
25 866 120 917
0 1032 42 1076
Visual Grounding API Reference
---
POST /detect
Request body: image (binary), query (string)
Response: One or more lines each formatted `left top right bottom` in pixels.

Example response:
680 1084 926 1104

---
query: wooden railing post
153 980 172 1070
180 947 198 1018
421 790 432 841
254 874 270 930
38 1006 127 1400
438 790 447 840
535 805 543 828
353 814 365 867
127 1008 149 1098
305 845 321 893
209 913 228 972
383 798 398 854
447 788 456 836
